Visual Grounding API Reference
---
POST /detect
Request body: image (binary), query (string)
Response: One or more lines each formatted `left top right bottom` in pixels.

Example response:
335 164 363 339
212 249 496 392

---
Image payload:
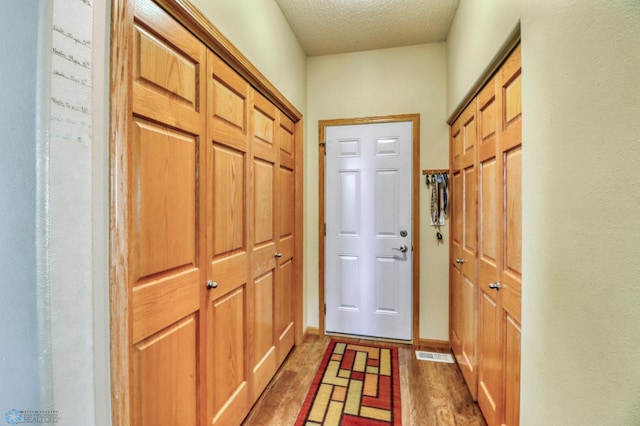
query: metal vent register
415 351 455 363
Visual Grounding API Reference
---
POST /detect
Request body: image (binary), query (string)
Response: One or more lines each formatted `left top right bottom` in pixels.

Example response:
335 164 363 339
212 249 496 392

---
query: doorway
318 114 421 342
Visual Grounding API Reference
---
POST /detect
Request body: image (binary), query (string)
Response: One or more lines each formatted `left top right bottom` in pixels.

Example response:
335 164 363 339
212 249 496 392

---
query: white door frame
319 114 420 343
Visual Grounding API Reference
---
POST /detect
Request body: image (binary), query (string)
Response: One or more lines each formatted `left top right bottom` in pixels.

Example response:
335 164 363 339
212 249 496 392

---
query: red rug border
294 339 402 425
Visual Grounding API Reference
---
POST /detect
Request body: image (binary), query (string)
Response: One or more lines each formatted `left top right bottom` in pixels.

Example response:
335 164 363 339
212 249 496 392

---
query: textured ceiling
274 0 460 57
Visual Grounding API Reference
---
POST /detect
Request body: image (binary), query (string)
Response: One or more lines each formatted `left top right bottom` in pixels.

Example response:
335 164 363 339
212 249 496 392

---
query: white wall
0 0 43 411
447 0 640 423
306 44 450 340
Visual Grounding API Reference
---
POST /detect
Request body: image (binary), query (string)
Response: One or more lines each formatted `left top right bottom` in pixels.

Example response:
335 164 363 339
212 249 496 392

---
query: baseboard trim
417 338 451 351
304 326 320 335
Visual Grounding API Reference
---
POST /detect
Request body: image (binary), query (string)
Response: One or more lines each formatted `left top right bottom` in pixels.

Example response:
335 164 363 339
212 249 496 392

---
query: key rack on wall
422 169 450 233
421 169 450 175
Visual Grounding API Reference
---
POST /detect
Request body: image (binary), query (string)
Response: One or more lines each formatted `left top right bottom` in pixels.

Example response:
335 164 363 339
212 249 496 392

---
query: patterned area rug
295 340 402 425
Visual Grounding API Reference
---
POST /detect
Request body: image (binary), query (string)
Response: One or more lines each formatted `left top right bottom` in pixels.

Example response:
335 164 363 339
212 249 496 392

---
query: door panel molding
152 0 301 121
319 114 420 343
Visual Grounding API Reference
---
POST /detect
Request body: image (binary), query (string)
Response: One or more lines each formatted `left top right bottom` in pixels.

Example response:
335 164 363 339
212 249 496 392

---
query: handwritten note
50 0 93 144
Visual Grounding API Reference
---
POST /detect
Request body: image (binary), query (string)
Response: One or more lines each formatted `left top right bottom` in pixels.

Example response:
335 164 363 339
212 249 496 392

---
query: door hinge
324 304 326 315
320 142 326 155
324 223 326 236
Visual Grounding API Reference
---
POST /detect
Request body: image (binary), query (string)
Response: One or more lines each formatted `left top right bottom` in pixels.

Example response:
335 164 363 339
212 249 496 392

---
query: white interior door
325 121 412 340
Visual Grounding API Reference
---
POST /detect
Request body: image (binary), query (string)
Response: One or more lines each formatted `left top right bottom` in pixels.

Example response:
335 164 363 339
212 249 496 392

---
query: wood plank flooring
242 333 486 425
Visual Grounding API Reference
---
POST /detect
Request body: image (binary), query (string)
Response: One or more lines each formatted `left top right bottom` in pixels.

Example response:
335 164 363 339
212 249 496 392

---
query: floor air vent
415 351 455 363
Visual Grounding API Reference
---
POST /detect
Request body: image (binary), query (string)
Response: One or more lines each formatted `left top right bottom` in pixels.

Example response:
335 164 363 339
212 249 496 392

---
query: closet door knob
275 252 282 258
207 280 218 290
455 258 466 264
488 282 501 290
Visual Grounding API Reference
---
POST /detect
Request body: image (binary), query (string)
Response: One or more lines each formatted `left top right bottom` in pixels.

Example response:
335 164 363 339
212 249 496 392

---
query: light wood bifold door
476 44 522 426
206 52 252 426
116 0 302 425
204 53 297 425
449 100 479 400
129 2 207 425
449 43 522 426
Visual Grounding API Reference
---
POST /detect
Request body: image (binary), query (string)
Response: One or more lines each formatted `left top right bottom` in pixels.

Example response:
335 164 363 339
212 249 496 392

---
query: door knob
488 282 501 290
393 245 408 253
275 252 282 258
455 258 466 264
207 280 218 290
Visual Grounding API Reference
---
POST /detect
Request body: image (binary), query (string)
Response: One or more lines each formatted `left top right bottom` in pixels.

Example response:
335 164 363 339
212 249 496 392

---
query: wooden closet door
450 100 479 399
498 45 522 426
477 44 522 426
206 52 251 426
477 73 502 426
275 114 296 364
450 116 463 361
249 90 279 401
129 0 207 424
248 91 297 401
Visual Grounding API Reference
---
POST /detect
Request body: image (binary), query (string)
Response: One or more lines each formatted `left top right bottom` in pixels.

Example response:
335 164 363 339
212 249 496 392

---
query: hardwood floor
242 334 486 425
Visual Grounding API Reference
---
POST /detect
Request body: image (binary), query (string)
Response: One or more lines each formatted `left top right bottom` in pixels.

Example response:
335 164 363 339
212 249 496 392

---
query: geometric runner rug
294 340 402 426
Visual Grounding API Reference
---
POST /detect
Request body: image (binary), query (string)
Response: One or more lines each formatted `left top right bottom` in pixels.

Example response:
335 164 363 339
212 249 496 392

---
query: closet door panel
450 260 463 355
450 121 463 271
449 157 463 357
504 315 521 426
476 72 503 425
478 290 502 426
477 79 497 161
249 91 279 402
132 2 202 133
133 315 198 426
209 144 247 264
210 54 249 150
460 161 477 390
208 287 249 426
499 46 522 426
478 157 498 285
129 1 207 424
461 102 478 398
206 50 251 426
477 76 499 291
501 45 522 151
449 99 478 399
279 114 296 170
276 162 295 364
250 271 277 400
500 45 523 325
502 147 522 323
206 141 250 426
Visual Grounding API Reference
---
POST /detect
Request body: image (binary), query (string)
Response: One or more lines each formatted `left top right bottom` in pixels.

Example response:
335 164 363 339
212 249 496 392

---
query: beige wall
306 44 450 340
448 0 640 424
189 0 307 112
446 0 520 113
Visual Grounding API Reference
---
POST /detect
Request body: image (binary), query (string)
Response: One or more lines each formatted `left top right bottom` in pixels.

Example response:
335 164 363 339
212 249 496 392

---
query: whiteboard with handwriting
48 0 97 422
50 0 92 144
